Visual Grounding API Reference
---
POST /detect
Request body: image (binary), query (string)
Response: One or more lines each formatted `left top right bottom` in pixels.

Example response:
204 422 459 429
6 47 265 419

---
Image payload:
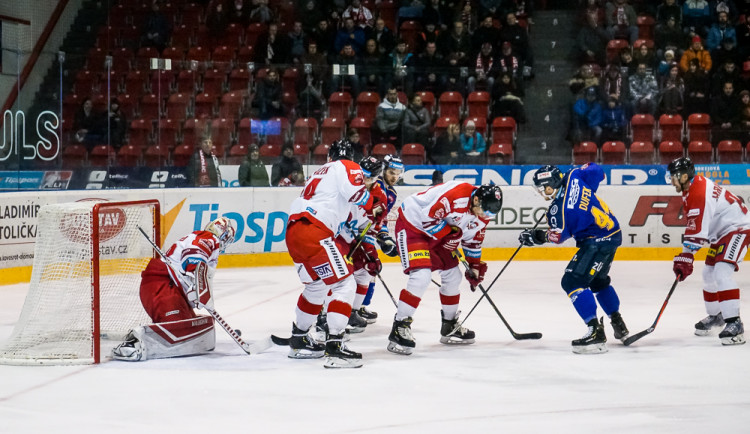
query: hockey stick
622 278 680 346
450 252 542 340
137 226 271 355
358 244 398 307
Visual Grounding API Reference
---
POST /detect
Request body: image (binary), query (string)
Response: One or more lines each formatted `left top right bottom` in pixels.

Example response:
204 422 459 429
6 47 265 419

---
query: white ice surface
1 260 749 434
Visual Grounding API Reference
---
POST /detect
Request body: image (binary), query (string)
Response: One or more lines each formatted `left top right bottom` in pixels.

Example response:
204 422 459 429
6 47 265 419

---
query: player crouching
112 218 236 361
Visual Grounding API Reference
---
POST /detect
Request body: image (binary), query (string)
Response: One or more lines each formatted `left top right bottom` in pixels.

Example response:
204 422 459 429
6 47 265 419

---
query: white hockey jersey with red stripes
682 175 750 245
289 159 370 236
163 231 221 294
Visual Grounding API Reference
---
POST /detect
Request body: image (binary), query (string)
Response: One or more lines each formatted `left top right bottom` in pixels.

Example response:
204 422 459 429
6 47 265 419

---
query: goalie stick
622 278 680 346
137 226 272 355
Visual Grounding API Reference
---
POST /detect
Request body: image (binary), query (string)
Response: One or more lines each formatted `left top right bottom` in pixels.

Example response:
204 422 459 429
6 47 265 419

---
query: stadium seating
658 141 684 163
401 143 426 164
716 140 744 163
628 141 655 164
601 141 626 164
686 140 713 164
572 141 598 164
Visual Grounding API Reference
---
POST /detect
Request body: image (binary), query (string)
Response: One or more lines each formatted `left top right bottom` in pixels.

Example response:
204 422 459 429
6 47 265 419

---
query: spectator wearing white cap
460 120 487 163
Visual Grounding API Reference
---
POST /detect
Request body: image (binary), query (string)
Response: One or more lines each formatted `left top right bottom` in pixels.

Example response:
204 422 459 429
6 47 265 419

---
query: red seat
202 68 227 95
129 118 153 149
194 92 217 118
124 70 148 97
87 47 108 73
659 141 684 163
116 144 141 167
687 113 711 141
62 144 88 168
219 91 244 119
228 68 251 93
111 47 134 72
180 3 204 28
166 93 192 121
356 92 380 119
116 93 138 119
74 70 98 95
176 69 199 94
89 145 116 167
171 24 192 50
488 143 513 164
434 116 459 139
161 46 185 67
467 91 490 119
187 45 210 68
212 45 236 68
687 140 713 164
210 118 234 153
629 141 655 164
321 117 346 145
439 91 463 119
227 143 250 165
155 118 180 150
182 118 209 147
491 116 517 145
293 117 318 145
658 114 683 143
631 114 655 143
236 45 255 64
237 117 255 146
216 23 244 48
716 140 744 163
328 92 353 120
401 143 426 164
634 39 654 50
282 68 300 95
143 144 170 168
172 144 194 167
293 143 310 165
637 15 655 41
264 116 291 146
312 143 330 164
245 23 267 47
572 141 598 164
601 141 626 164
349 117 373 148
398 20 422 52
371 143 397 158
606 39 629 64
416 91 436 116
149 69 175 94
259 143 281 164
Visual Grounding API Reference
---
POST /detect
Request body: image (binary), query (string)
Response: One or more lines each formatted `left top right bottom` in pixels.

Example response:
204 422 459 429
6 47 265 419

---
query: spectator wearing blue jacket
460 120 487 163
335 17 366 54
706 11 736 51
572 86 603 144
601 95 627 143
683 0 711 37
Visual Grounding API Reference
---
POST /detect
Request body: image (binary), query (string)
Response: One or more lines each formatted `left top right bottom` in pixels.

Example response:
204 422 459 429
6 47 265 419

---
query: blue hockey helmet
533 165 564 200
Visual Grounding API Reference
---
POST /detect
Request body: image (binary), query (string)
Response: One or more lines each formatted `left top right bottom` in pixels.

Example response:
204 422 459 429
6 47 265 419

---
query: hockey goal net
0 200 161 365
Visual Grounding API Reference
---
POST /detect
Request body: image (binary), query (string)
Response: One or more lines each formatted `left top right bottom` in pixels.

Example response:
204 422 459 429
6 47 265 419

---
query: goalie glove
442 226 463 252
377 233 398 257
519 229 547 246
673 252 694 282
465 261 488 290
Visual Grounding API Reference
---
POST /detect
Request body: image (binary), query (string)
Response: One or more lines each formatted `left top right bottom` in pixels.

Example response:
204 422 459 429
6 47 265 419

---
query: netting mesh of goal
0 201 156 365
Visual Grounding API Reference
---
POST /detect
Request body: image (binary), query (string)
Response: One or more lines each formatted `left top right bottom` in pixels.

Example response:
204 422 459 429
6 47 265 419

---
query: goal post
0 199 161 365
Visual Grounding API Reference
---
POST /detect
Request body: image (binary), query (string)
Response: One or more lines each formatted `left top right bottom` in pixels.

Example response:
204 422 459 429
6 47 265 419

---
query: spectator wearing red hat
679 36 712 73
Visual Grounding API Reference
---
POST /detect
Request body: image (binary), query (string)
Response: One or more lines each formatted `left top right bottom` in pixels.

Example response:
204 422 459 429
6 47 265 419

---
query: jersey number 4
302 178 322 199
724 190 748 214
591 196 615 230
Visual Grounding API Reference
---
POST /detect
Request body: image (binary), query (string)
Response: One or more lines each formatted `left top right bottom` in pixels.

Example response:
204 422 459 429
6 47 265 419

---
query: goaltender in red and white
112 217 236 361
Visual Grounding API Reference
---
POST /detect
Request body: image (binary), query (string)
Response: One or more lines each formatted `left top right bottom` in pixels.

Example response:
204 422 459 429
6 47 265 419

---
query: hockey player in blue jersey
518 163 630 354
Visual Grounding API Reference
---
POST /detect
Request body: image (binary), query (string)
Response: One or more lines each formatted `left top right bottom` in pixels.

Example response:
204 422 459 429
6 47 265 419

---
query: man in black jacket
271 144 303 186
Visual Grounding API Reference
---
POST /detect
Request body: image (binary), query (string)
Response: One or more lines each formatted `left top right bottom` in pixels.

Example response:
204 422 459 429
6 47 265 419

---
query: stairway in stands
515 6 579 165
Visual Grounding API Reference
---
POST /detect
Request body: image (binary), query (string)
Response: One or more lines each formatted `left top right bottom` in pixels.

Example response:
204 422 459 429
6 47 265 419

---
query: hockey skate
112 332 143 361
718 318 746 346
609 311 630 342
694 313 724 336
387 316 416 355
323 334 363 368
288 323 325 359
572 318 608 354
358 306 378 324
439 310 475 345
346 309 368 334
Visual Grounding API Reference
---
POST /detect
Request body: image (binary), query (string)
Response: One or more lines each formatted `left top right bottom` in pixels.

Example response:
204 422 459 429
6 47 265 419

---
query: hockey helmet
668 157 695 181
533 165 564 200
473 185 503 218
328 139 354 161
383 154 405 173
205 217 236 252
359 156 383 179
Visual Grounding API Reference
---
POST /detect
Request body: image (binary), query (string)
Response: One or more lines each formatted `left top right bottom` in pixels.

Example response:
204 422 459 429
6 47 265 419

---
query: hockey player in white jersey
669 157 749 345
285 139 371 368
388 182 503 355
112 217 236 361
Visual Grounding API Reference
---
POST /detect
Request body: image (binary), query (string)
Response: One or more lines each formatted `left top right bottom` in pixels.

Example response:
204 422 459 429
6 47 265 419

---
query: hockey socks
362 281 375 306
593 285 620 317
568 288 597 324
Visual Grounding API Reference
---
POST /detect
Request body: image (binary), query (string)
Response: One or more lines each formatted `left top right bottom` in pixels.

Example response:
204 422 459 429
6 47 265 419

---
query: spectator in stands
456 1 479 34
141 1 170 52
569 64 600 97
655 15 685 60
206 1 229 46
706 11 737 52
348 128 366 161
444 52 467 94
423 0 452 31
413 41 447 94
711 0 738 24
618 46 637 77
575 13 610 66
472 15 501 53
431 122 462 164
602 63 628 102
297 74 326 120
479 0 503 19
106 98 126 149
415 18 441 53
390 39 414 93
329 42 361 95
498 41 523 83
438 20 471 66
300 41 329 88
248 0 274 24
460 120 487 162
656 0 682 28
711 81 742 143
271 144 303 186
189 136 222 187
680 36 712 73
403 94 432 147
342 0 375 29
601 94 627 143
375 86 406 149
255 68 284 120
711 37 740 72
739 90 750 143
500 12 534 78
629 62 659 115
255 24 289 65
736 14 750 61
300 0 325 33
359 39 390 95
310 19 336 58
367 17 396 56
683 58 710 115
605 0 638 45
657 50 677 77
73 98 101 150
491 72 527 123
467 42 498 93
711 59 743 97
683 0 711 37
633 41 657 73
505 0 533 23
399 0 427 28
571 86 603 144
228 0 250 27
658 63 685 115
579 0 605 28
287 21 307 64
335 17 366 54
238 144 270 187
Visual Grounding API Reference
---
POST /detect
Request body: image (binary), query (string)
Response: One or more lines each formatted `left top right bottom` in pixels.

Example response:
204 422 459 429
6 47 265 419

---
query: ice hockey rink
1 260 749 433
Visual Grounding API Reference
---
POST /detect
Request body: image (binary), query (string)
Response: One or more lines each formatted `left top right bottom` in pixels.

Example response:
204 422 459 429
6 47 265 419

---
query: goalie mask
205 217 236 252
472 185 503 218
533 165 564 200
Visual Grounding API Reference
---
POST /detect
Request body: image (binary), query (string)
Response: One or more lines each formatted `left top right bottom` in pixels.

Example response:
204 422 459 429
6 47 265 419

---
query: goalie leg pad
114 316 216 361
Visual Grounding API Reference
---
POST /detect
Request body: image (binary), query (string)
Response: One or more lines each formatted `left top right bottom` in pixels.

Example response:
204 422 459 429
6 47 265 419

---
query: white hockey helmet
205 217 236 252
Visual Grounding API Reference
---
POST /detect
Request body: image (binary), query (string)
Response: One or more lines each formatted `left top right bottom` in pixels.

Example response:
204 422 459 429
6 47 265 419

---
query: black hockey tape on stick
623 278 680 346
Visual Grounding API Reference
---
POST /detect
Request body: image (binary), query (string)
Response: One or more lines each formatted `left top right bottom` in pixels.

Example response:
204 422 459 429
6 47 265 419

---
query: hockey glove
364 255 382 276
519 229 547 246
377 234 399 257
442 227 463 252
465 261 488 290
673 252 694 282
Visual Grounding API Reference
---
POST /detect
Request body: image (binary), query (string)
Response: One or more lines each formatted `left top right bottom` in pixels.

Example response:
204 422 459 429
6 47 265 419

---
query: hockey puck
235 329 242 336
